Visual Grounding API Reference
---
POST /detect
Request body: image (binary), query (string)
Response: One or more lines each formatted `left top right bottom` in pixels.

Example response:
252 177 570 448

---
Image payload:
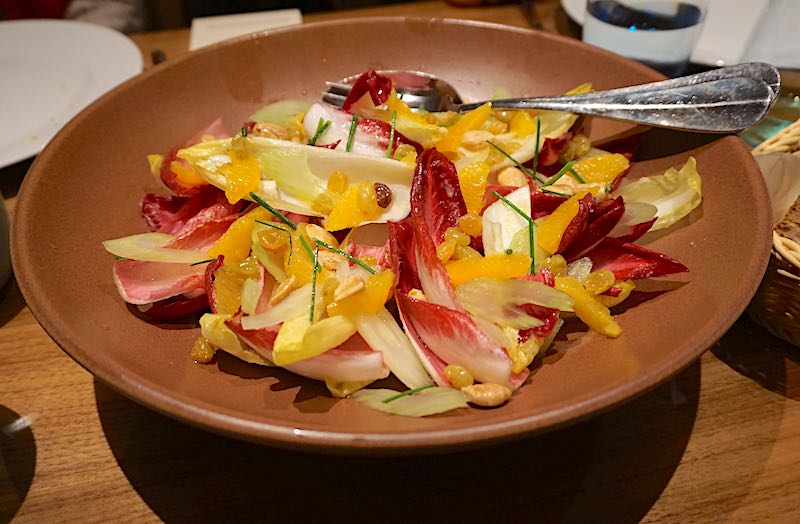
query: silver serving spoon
322 63 780 133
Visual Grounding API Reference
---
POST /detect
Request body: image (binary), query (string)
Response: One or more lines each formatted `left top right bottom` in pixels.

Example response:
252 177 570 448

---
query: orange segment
219 137 261 204
169 160 207 187
458 162 489 215
572 153 629 184
326 270 395 318
445 253 530 286
555 276 621 338
536 191 590 255
325 183 382 231
434 102 492 152
208 207 271 262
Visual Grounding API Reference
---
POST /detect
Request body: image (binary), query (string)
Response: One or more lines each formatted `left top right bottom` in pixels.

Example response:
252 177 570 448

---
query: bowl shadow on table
95 361 701 524
712 314 800 401
0 405 36 524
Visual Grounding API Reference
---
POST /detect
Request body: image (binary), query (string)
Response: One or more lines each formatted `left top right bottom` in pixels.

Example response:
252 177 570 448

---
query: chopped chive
486 141 545 184
505 248 513 255
492 191 535 273
381 384 435 404
313 239 377 275
190 258 216 266
542 161 574 187
299 236 320 272
255 220 293 262
309 245 319 323
114 255 128 260
532 116 541 174
249 192 297 230
567 165 586 184
345 112 358 152
309 117 332 146
385 110 397 158
541 188 571 198
241 126 248 137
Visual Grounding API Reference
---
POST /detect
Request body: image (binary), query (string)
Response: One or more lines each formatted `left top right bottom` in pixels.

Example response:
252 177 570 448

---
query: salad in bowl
103 71 701 416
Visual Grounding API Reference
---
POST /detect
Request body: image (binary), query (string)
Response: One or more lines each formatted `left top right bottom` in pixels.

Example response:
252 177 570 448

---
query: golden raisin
584 269 616 295
444 364 474 389
311 191 335 215
356 183 380 216
454 245 481 260
191 336 215 364
327 171 349 194
444 226 471 247
258 227 289 250
541 255 568 277
437 238 457 262
458 213 483 237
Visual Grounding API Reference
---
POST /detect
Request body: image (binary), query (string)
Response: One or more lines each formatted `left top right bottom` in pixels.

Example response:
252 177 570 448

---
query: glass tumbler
583 0 708 77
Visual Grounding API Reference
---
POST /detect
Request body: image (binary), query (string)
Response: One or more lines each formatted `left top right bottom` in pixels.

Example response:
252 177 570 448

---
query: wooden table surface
2 2 799 522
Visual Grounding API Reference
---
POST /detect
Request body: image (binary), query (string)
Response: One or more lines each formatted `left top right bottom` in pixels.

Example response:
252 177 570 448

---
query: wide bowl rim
12 16 772 453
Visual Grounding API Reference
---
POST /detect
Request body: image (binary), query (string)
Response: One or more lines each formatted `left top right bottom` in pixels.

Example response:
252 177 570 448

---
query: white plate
561 0 771 68
0 20 143 169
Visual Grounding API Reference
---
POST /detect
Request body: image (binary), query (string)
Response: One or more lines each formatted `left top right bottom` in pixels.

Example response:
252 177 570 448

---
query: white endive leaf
351 387 468 417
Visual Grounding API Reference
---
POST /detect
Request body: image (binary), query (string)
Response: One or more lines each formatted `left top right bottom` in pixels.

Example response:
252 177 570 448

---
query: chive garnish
190 258 216 266
255 220 293 262
345 112 358 152
531 116 541 174
385 110 397 158
541 188 571 198
542 161 574 187
309 117 332 146
486 141 545 184
505 248 513 255
492 191 535 274
249 192 297 230
568 165 586 184
309 245 319 323
299 236 320 272
241 126 248 137
114 255 128 260
381 385 435 404
313 239 377 275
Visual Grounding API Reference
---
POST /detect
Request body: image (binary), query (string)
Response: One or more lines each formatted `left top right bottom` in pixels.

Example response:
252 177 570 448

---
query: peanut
497 166 528 187
252 122 292 140
460 130 494 150
334 276 365 301
318 251 345 271
269 274 298 305
305 223 339 248
462 383 513 407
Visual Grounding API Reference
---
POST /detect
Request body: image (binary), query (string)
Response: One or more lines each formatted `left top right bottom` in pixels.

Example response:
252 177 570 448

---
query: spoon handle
458 63 780 133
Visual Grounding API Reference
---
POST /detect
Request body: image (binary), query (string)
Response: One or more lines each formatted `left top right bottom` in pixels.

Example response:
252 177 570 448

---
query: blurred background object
582 0 707 77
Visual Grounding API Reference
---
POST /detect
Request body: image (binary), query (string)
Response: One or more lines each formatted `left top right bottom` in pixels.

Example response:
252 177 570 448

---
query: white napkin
189 9 302 51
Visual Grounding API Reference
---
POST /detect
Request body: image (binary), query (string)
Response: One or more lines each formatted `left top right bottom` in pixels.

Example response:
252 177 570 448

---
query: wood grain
2 2 799 522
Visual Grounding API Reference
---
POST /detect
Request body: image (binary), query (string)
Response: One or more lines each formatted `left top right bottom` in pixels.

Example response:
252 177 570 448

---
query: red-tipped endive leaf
303 102 422 157
517 270 560 339
159 118 228 196
204 256 225 314
557 192 594 254
226 318 389 383
562 196 626 261
342 70 393 111
140 186 234 235
412 148 467 245
138 292 209 320
167 210 239 253
614 217 657 243
113 259 208 305
586 238 688 280
396 294 527 389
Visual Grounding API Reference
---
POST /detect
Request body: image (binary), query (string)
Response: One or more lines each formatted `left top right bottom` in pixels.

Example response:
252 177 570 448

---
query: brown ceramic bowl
12 18 771 453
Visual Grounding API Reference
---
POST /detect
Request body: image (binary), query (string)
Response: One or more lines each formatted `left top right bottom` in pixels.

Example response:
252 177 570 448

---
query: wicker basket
747 118 800 346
